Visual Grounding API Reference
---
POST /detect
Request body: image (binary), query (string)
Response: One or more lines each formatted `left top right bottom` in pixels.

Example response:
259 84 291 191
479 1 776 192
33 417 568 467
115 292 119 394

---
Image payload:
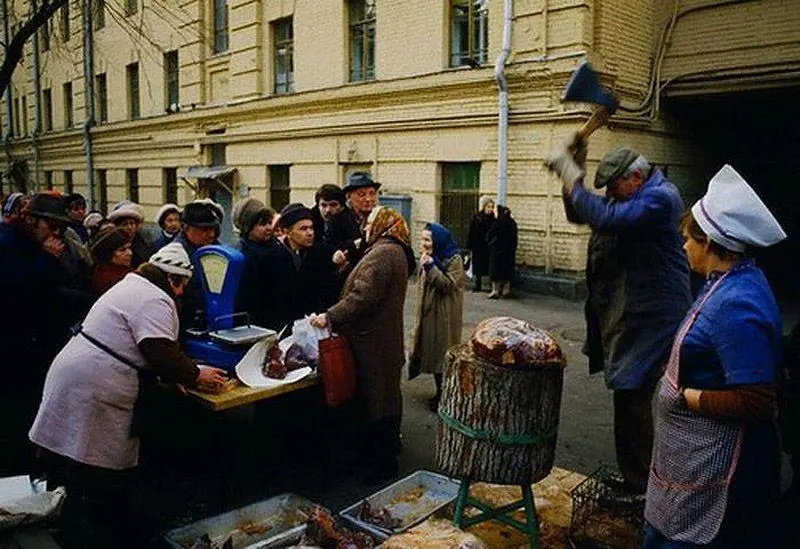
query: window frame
348 0 376 83
272 17 294 95
94 0 106 31
213 0 229 55
164 168 179 205
95 73 108 123
268 165 291 212
164 50 180 111
60 2 70 42
40 18 50 52
126 169 139 203
43 88 53 131
64 170 73 194
63 82 73 128
95 169 108 214
126 62 140 120
450 0 489 68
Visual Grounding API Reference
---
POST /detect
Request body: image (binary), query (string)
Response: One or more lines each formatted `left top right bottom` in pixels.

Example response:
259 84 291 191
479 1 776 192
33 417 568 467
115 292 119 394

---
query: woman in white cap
29 242 227 548
152 203 182 250
644 165 787 549
107 201 154 268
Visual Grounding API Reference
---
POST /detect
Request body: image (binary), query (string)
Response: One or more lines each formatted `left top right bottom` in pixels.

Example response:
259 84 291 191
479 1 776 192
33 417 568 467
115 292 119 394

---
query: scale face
199 253 228 294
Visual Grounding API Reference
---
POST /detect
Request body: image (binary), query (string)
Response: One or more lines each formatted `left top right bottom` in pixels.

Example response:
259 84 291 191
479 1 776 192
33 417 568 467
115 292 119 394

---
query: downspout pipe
83 0 95 208
31 0 41 191
494 0 512 206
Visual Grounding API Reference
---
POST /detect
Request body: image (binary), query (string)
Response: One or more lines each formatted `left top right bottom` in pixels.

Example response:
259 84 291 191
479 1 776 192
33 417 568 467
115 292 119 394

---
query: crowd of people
1 147 798 548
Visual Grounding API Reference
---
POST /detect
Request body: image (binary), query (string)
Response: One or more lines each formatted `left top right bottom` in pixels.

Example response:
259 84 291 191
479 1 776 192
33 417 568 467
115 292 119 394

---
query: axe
561 61 619 142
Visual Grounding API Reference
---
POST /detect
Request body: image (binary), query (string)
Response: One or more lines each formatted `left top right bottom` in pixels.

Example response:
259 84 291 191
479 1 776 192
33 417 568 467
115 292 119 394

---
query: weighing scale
184 245 275 372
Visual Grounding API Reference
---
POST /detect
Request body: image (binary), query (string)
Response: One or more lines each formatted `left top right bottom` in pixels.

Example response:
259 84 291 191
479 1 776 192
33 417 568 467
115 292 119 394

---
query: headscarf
425 222 460 271
367 206 416 276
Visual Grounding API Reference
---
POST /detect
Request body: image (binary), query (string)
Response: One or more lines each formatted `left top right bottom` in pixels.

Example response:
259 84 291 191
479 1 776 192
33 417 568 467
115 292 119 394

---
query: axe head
562 61 618 114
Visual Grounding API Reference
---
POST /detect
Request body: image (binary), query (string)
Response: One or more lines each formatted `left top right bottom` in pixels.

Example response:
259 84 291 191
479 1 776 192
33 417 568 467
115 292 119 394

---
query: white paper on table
235 335 313 388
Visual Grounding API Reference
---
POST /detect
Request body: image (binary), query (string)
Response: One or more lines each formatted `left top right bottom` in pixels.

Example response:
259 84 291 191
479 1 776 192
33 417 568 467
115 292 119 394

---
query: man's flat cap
594 148 640 189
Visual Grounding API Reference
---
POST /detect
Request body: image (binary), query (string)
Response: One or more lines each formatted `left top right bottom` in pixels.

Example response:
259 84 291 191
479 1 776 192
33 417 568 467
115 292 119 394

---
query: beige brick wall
1 0 797 278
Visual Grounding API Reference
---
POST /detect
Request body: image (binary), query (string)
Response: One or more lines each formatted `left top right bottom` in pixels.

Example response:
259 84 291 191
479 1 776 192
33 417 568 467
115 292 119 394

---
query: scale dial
199 253 228 294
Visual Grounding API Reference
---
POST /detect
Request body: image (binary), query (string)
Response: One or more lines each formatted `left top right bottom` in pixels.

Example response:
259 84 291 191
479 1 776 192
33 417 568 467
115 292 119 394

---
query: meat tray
339 470 461 541
164 493 322 549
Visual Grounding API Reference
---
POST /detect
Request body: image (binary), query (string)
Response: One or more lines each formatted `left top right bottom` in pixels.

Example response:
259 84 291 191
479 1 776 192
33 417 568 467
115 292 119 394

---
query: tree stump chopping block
436 343 565 485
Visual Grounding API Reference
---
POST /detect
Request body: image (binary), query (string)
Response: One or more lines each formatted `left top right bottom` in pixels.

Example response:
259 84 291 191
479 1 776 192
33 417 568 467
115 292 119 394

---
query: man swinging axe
546 61 691 495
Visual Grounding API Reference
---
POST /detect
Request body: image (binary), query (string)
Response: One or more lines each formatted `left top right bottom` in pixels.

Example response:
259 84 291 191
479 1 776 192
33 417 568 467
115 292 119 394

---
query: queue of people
1 152 797 548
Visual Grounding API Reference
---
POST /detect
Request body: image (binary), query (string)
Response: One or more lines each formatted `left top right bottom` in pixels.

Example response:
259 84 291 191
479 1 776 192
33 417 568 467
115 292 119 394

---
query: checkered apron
644 272 744 544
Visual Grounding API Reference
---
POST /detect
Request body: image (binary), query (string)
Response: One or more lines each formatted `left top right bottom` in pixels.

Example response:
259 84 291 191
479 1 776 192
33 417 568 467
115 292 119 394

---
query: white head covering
154 203 181 227
149 242 193 277
107 202 144 223
691 164 786 252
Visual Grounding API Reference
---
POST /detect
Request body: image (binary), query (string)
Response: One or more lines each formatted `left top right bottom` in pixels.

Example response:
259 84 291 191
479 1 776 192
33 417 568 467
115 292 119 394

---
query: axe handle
577 106 612 140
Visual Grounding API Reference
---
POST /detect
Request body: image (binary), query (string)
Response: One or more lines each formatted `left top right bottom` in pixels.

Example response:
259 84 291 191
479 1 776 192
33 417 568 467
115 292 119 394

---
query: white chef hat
691 164 786 252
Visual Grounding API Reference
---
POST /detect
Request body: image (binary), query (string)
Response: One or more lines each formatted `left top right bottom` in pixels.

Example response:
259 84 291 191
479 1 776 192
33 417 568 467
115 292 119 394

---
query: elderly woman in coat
311 206 416 485
409 222 467 412
29 243 227 548
644 165 786 549
467 196 495 292
486 204 518 299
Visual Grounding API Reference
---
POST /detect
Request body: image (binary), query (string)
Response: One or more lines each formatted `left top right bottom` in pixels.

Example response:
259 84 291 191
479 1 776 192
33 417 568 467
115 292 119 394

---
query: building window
126 169 139 203
64 170 73 194
45 171 53 190
268 165 290 211
349 0 376 82
95 73 108 123
61 2 70 42
95 169 108 214
450 0 488 67
164 168 178 204
20 95 27 136
63 82 73 128
164 51 179 112
127 63 140 119
94 0 105 30
273 18 294 94
440 162 481 247
213 0 229 54
43 89 52 131
12 97 19 137
125 0 138 16
40 19 50 52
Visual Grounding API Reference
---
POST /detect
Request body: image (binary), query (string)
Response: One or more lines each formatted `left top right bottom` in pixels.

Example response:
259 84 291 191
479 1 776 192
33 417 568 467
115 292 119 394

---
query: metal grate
568 466 644 549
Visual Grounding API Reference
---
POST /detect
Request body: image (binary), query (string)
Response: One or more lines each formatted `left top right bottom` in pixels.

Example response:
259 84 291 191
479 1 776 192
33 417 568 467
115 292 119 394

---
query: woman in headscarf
409 222 467 412
311 206 415 485
643 165 786 549
90 226 134 297
486 203 518 299
29 243 227 549
467 195 495 291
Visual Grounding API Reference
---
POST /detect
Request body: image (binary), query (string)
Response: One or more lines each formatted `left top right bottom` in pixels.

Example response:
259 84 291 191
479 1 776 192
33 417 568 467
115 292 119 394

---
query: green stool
452 477 540 549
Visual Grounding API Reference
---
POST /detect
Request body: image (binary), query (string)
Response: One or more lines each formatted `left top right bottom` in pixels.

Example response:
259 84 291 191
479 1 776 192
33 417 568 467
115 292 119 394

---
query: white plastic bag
291 317 329 362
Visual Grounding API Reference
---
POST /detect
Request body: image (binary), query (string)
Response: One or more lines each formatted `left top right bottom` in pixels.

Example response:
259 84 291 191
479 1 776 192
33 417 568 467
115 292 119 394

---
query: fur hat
90 227 129 263
181 201 220 227
107 202 144 223
155 203 181 228
195 198 224 222
232 198 270 236
278 203 313 229
83 211 105 231
149 242 193 277
479 195 495 210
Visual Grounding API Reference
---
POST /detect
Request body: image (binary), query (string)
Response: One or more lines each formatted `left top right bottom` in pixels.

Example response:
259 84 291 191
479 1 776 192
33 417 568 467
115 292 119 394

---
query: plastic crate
567 466 644 549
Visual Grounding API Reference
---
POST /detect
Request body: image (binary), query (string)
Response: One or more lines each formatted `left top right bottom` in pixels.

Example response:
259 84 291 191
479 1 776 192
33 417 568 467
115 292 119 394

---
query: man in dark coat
467 195 495 291
329 172 380 268
173 201 221 335
311 184 347 246
548 140 691 494
486 204 518 299
251 204 339 332
0 194 73 475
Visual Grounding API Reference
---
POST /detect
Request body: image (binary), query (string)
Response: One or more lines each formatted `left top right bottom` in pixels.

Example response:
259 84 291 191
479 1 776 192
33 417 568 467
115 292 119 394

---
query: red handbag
317 335 357 407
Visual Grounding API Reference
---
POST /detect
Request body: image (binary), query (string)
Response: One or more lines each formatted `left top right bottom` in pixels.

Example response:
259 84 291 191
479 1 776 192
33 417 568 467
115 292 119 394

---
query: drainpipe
30 0 41 190
83 0 94 208
494 0 512 206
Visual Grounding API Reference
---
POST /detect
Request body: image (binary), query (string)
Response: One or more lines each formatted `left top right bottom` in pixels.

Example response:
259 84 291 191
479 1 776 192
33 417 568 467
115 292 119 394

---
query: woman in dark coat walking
467 196 495 291
486 204 518 299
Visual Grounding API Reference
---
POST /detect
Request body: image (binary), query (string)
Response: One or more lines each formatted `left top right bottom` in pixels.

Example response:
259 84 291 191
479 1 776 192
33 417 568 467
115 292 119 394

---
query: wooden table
187 374 321 412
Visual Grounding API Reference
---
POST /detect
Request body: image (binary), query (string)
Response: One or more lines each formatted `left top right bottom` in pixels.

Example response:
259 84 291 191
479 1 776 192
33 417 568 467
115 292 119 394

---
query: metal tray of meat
339 470 461 541
164 493 321 549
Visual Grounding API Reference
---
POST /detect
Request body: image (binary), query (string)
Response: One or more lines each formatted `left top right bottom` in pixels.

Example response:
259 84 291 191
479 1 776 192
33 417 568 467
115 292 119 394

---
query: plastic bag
292 317 329 363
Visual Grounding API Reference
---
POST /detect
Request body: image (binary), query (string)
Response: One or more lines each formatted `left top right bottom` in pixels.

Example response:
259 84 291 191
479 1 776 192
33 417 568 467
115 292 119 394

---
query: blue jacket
568 169 691 389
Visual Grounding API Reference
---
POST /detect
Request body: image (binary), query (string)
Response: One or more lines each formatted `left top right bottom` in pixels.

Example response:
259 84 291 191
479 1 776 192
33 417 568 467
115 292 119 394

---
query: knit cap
232 198 269 236
90 227 129 263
